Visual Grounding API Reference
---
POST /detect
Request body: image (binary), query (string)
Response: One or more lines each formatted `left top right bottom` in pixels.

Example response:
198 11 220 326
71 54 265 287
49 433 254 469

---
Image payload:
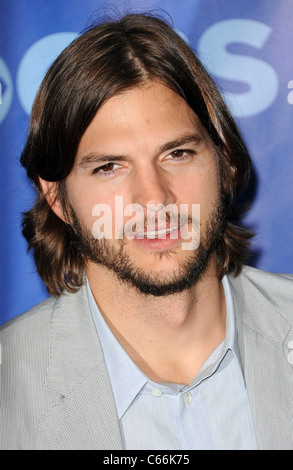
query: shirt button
151 388 162 397
183 391 193 405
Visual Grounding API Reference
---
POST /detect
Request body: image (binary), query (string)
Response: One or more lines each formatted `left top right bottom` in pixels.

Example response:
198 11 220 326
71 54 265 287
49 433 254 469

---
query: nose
131 164 175 209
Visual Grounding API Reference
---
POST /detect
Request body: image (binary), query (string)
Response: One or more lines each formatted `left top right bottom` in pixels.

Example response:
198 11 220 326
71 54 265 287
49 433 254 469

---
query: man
1 13 292 450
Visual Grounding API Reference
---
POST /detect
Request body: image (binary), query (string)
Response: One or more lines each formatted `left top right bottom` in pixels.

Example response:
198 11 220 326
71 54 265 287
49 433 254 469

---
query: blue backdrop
1 0 292 325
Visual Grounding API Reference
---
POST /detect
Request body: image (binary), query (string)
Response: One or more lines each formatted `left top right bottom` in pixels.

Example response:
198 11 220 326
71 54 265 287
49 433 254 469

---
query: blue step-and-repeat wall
1 0 292 324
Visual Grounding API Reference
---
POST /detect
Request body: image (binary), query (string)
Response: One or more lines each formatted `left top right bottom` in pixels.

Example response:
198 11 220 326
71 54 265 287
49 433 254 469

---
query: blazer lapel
229 269 293 450
38 284 123 449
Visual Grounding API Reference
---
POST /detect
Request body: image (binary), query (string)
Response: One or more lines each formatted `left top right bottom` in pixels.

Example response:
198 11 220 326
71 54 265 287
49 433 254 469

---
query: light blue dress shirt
87 276 257 450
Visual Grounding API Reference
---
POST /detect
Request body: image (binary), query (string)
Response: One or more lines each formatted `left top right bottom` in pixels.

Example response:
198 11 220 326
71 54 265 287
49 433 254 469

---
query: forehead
75 81 208 159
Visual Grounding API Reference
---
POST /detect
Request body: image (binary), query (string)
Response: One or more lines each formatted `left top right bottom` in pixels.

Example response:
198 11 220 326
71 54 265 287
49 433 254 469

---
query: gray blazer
1 266 293 450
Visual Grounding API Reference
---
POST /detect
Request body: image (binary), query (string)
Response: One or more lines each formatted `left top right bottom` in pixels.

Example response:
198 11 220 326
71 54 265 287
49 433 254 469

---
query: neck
86 256 226 385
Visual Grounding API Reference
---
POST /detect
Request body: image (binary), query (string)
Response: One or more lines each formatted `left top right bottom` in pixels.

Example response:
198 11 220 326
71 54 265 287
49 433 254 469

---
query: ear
38 177 68 224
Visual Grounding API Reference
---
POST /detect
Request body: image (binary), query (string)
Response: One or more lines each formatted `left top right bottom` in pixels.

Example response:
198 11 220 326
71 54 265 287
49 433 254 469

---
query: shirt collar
86 275 241 419
86 280 147 419
222 274 242 365
186 275 242 389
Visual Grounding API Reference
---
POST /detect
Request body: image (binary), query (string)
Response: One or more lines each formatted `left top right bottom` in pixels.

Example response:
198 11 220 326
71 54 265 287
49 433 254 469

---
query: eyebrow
159 133 203 154
78 133 203 168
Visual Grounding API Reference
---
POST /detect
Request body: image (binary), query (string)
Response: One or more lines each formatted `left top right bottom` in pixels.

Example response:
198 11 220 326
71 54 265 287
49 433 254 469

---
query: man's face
65 81 225 295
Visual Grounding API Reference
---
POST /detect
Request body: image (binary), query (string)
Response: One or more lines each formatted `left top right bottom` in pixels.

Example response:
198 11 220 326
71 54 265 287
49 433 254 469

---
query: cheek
67 182 127 239
179 169 220 207
65 179 100 227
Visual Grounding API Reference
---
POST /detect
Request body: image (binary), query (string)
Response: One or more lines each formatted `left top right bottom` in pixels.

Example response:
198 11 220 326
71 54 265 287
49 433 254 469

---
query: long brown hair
21 13 253 296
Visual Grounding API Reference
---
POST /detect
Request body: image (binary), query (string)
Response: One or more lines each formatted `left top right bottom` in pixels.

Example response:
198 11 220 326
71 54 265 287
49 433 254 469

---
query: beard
68 201 226 297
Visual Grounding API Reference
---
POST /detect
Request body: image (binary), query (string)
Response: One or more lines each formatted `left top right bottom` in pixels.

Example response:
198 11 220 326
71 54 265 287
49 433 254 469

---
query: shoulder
228 265 293 324
239 264 293 289
0 296 56 340
0 285 88 352
236 265 293 297
0 297 60 370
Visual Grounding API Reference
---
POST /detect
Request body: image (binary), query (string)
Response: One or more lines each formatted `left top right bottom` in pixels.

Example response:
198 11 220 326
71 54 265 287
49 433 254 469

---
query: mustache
118 210 197 239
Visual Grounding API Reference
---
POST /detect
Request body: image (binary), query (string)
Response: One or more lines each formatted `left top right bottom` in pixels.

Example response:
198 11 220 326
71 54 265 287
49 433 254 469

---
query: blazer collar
229 267 293 450
46 284 103 393
38 284 123 449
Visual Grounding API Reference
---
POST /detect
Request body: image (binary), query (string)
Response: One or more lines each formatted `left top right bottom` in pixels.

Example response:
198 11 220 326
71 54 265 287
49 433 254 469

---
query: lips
133 225 180 239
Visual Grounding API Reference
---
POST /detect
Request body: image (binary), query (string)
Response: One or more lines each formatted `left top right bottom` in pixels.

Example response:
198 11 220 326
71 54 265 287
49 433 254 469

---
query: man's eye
92 163 118 175
171 150 186 158
167 149 194 160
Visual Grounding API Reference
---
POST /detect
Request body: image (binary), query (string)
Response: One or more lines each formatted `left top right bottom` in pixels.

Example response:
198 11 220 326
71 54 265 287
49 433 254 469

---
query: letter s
197 19 278 117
